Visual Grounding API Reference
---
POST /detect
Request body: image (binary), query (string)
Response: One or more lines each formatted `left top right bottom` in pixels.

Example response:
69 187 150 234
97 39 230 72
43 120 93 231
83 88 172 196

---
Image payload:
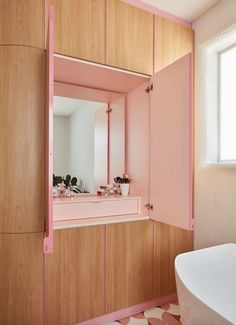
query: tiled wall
193 0 236 249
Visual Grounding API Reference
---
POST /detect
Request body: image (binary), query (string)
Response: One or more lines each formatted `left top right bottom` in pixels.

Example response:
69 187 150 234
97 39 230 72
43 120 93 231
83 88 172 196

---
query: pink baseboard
78 293 177 325
121 0 192 29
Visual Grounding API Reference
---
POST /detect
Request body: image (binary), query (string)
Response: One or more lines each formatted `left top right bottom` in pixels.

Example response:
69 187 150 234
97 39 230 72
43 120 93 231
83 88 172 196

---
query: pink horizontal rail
78 293 177 325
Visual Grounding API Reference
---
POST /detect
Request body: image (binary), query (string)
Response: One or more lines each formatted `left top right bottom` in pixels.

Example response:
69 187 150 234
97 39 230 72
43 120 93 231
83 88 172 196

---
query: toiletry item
120 183 129 196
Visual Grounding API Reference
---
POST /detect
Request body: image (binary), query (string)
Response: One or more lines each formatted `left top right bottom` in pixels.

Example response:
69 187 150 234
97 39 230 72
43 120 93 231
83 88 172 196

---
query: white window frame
218 43 236 163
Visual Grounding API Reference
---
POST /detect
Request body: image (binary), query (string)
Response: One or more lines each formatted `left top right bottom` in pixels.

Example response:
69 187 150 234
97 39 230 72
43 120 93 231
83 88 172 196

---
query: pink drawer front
53 198 140 221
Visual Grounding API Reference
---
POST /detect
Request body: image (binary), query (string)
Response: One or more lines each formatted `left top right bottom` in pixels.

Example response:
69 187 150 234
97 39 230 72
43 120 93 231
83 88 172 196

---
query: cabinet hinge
145 83 153 94
106 107 112 113
145 203 153 210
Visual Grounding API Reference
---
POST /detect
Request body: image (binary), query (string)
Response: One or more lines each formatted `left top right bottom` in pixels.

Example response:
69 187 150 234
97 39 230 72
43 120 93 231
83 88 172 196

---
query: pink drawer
53 197 140 221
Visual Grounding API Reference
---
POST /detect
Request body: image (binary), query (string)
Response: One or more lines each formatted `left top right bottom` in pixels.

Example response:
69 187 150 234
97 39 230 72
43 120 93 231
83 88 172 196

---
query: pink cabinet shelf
53 196 141 222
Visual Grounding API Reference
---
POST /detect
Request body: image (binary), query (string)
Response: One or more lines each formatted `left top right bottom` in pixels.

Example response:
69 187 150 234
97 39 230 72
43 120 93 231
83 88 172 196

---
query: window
219 45 236 161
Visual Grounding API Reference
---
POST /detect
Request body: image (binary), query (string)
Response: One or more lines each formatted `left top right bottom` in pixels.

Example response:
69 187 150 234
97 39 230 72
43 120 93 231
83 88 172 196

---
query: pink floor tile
116 301 181 325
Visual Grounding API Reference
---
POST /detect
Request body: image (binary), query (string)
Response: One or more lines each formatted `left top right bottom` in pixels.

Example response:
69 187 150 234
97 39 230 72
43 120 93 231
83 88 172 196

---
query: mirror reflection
53 96 108 193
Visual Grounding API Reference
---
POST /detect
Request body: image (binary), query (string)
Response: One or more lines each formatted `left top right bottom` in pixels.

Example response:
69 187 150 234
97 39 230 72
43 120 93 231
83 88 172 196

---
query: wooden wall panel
155 16 193 72
44 226 105 325
0 0 43 48
107 220 153 312
0 233 43 325
107 0 154 75
0 46 45 233
46 0 105 64
153 222 193 297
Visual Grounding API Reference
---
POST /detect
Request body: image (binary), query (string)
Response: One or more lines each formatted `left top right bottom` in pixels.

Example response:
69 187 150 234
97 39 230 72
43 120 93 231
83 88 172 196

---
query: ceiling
54 96 104 116
139 0 220 22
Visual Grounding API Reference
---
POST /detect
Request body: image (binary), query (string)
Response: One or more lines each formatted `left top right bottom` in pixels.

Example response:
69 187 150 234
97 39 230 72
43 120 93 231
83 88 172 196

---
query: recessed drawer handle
91 201 103 204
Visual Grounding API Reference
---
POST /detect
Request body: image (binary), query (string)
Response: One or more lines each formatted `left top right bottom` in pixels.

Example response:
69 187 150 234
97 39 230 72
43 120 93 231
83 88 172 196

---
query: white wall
53 115 70 176
193 0 236 249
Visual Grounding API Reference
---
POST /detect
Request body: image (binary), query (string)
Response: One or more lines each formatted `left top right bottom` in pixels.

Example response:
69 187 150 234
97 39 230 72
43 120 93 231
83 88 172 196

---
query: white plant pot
120 183 129 196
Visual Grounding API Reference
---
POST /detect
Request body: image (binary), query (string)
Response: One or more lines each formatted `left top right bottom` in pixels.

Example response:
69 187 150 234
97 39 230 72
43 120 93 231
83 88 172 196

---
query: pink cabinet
53 196 141 221
149 54 193 230
45 8 193 254
126 54 193 230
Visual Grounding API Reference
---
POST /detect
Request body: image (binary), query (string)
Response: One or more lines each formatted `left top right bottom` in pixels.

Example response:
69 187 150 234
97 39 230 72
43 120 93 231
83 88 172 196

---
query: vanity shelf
53 196 141 221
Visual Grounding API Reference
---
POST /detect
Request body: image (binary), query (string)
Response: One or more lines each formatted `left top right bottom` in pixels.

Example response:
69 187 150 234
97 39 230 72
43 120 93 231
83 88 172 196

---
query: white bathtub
175 243 236 325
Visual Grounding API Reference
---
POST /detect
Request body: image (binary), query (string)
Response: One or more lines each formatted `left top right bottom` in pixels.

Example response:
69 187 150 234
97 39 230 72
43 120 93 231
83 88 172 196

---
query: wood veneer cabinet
46 0 105 64
44 226 105 325
153 222 193 297
107 220 153 312
0 0 43 48
0 233 43 325
155 16 193 72
0 46 45 233
106 0 154 75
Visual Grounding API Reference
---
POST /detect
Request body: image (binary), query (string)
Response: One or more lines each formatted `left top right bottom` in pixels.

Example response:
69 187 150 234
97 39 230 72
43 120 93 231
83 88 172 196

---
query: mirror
53 96 108 193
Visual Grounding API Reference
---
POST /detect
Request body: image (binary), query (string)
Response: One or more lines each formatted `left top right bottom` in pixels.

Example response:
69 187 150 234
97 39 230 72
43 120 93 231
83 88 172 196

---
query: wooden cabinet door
149 54 193 230
46 0 105 64
107 220 153 312
0 233 43 325
155 16 193 72
153 222 193 297
0 46 45 233
44 226 105 324
107 0 153 75
0 0 43 48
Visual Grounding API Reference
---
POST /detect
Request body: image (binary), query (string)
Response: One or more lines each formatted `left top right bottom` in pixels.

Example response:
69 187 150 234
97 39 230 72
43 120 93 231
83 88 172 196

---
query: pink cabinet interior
109 96 126 183
53 197 141 221
94 106 108 189
126 81 150 216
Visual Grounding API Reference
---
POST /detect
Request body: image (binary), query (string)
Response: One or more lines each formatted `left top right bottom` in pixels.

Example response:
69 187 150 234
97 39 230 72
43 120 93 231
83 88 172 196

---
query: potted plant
114 174 131 196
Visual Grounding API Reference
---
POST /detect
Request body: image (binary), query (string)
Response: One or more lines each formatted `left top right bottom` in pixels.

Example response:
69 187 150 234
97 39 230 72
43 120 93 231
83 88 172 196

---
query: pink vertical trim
43 5 54 254
121 0 192 28
124 95 127 175
78 293 177 325
189 53 194 230
107 106 110 184
42 252 46 325
152 220 155 298
104 225 108 313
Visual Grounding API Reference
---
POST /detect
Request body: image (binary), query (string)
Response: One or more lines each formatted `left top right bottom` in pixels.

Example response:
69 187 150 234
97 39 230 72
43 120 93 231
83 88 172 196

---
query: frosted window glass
219 46 236 161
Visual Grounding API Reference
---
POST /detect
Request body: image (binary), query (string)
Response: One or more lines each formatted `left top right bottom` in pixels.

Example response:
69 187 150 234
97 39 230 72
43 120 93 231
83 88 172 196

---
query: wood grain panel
107 0 153 75
46 0 105 63
155 16 193 72
0 0 43 48
107 220 153 312
0 233 43 325
0 46 45 233
44 226 105 325
154 222 193 297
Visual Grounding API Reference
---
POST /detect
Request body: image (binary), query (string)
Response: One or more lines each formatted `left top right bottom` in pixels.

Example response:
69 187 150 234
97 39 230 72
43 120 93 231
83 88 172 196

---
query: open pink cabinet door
44 6 54 253
150 54 193 230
